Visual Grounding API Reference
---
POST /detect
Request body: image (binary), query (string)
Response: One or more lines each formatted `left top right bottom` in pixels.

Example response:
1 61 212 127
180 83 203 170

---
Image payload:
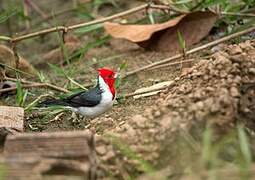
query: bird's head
98 68 117 97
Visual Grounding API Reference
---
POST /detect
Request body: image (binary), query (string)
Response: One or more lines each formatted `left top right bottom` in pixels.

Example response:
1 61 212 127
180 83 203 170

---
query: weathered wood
3 130 97 180
1 158 91 180
0 157 41 180
0 106 24 149
0 106 24 132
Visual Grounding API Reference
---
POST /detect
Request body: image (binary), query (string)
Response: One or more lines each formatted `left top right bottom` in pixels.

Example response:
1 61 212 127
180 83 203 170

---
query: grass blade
202 125 213 167
237 125 252 166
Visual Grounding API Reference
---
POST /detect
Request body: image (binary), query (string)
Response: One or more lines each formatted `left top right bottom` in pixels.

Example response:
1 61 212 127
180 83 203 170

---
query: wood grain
0 106 24 132
2 130 97 180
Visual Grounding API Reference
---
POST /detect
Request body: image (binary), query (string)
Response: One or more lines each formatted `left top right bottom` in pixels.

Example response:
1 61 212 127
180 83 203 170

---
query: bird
40 68 117 118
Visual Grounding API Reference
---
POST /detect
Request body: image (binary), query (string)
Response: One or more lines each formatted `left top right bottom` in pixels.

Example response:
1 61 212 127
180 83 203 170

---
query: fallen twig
0 63 34 77
220 12 255 17
0 4 148 43
4 77 37 84
124 25 255 77
150 4 255 17
1 77 69 94
149 59 197 70
44 83 70 93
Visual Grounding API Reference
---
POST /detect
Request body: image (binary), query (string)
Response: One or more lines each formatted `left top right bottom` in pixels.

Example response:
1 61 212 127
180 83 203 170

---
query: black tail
38 99 70 107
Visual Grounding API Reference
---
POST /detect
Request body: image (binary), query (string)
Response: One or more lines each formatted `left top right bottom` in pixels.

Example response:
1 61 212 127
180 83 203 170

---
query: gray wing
64 86 102 107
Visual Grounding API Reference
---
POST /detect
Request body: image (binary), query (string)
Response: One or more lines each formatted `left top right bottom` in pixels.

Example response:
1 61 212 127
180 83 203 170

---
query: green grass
15 77 28 107
106 134 155 179
180 124 253 179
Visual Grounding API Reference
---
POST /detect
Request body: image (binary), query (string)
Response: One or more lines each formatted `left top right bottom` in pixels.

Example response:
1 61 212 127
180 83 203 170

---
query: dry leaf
104 14 185 42
104 11 218 52
0 45 36 77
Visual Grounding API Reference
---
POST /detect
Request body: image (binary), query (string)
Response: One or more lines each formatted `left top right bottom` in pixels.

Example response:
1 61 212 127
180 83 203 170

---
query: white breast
74 76 114 118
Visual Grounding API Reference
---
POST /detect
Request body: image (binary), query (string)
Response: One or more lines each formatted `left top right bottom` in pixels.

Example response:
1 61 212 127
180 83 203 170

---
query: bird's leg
69 112 79 124
77 113 83 120
71 112 76 119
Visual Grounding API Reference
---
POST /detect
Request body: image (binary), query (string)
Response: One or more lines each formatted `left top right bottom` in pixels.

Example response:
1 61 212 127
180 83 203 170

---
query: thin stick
12 26 66 42
67 4 148 30
150 4 255 17
0 63 34 77
43 83 70 93
4 77 37 84
149 59 196 70
2 4 148 43
0 79 70 93
220 12 255 17
124 26 255 77
0 36 12 41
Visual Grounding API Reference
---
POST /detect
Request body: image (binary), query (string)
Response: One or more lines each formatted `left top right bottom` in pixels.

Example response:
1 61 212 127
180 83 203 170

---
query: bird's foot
70 112 88 125
69 112 80 125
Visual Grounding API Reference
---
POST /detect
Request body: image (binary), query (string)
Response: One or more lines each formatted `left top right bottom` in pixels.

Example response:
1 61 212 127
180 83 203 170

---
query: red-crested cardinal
41 68 117 118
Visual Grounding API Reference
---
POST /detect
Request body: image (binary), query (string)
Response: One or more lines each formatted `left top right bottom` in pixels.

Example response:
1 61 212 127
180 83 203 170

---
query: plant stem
1 4 148 43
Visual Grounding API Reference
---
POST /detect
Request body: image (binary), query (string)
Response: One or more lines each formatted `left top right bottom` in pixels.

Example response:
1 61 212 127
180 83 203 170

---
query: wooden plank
4 130 94 158
0 157 41 180
1 158 91 180
3 130 97 179
0 106 24 149
0 106 24 132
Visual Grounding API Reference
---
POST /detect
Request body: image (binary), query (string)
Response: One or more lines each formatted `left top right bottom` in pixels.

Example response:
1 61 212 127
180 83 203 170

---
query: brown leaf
104 14 185 42
104 11 218 52
0 45 36 77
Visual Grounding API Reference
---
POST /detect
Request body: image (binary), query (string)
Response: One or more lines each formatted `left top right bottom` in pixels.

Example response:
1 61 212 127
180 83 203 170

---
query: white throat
98 76 111 94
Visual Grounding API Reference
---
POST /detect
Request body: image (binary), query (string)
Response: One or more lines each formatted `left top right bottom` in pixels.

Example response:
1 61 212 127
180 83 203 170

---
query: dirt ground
0 0 255 179
23 37 255 179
